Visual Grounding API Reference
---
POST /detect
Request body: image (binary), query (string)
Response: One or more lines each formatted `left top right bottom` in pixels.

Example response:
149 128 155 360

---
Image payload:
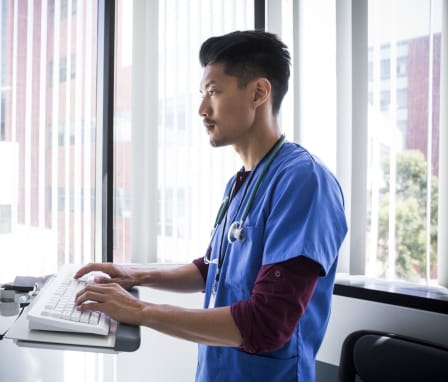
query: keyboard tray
5 268 141 353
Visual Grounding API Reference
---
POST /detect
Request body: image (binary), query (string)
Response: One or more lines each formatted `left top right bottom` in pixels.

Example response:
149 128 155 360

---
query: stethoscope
204 135 286 265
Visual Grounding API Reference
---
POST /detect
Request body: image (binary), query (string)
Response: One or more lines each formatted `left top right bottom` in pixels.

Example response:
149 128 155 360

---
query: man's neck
234 127 282 171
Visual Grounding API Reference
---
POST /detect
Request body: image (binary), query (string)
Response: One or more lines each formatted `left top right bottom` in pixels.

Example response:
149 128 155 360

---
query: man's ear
252 78 271 108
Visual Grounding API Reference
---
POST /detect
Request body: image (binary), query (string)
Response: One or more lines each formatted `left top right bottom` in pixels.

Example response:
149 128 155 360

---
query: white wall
116 288 201 381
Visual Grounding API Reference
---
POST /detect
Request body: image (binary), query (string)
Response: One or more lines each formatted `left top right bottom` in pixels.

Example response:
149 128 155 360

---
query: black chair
338 330 448 382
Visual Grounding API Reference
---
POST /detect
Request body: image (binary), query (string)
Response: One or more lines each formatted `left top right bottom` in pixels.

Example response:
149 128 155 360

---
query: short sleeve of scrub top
261 146 347 274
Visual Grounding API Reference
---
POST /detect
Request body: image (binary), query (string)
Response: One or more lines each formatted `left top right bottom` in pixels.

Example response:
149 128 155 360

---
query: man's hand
74 263 142 290
75 282 146 326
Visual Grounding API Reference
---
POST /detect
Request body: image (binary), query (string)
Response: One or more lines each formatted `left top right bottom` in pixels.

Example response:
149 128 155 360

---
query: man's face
199 63 256 147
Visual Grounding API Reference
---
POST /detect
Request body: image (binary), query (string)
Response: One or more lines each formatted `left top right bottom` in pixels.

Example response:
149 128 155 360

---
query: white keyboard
27 265 113 336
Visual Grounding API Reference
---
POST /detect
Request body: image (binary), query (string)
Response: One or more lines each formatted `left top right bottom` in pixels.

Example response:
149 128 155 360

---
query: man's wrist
133 268 158 287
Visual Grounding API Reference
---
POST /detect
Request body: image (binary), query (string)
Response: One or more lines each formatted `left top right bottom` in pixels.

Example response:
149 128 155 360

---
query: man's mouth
203 119 216 130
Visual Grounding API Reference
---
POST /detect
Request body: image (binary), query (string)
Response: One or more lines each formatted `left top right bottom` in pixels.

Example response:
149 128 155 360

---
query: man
75 30 347 381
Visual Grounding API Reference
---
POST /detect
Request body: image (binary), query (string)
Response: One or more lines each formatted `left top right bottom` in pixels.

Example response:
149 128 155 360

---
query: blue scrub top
196 142 348 382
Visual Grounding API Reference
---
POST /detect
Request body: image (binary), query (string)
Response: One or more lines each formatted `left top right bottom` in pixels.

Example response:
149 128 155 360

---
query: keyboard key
70 310 82 322
61 310 72 320
80 312 91 323
89 312 100 325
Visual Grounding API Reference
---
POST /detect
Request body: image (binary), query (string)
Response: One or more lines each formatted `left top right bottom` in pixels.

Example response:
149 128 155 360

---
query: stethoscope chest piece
227 221 246 243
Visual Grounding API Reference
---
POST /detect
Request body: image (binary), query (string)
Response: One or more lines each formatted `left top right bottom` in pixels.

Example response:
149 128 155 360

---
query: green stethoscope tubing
212 134 286 240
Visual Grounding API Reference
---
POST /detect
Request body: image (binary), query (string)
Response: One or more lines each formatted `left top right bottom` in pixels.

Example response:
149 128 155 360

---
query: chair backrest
338 330 448 382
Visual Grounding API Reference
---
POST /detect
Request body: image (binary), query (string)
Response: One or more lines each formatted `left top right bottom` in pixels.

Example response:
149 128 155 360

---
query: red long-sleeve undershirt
192 255 321 354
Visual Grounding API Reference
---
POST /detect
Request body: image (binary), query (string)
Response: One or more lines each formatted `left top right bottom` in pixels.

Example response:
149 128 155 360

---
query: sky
368 0 442 43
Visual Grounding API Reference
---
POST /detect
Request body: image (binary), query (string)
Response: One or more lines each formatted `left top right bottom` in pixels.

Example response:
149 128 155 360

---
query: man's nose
198 97 210 117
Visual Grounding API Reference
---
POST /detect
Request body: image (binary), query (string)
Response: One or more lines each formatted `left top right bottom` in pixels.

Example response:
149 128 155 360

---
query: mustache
203 118 216 125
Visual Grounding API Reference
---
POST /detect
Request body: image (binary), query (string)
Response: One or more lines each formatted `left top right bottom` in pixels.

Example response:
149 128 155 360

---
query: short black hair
199 30 290 115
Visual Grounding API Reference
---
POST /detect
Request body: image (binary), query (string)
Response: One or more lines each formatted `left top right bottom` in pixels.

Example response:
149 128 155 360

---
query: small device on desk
2 275 47 293
5 264 141 353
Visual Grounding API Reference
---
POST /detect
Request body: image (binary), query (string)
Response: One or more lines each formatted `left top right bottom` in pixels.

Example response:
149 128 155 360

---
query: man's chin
209 138 228 148
207 131 230 148
208 134 220 147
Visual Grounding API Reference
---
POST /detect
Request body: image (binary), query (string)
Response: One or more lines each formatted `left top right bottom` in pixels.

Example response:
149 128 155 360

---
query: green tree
377 150 438 281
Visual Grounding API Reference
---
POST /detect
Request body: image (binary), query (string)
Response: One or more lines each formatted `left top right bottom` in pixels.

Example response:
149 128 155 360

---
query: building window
1 96 5 140
380 90 390 111
70 54 76 80
0 205 11 234
59 56 67 83
396 88 408 110
397 56 408 77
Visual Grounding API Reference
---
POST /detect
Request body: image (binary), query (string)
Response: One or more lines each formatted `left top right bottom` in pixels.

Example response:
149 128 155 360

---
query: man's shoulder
277 142 341 189
278 142 324 174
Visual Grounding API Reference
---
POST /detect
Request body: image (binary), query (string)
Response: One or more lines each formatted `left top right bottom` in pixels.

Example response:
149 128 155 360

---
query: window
60 56 67 82
396 88 408 109
397 56 408 77
2 0 444 296
113 0 255 264
380 58 391 80
366 0 442 284
112 0 297 264
0 204 11 234
0 0 99 281
338 0 445 287
0 96 4 139
380 90 391 110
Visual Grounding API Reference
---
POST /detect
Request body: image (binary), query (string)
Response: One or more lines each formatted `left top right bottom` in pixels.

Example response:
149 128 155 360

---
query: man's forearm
140 303 243 348
137 263 205 293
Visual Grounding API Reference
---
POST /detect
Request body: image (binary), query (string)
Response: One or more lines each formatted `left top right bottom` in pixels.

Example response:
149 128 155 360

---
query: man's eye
208 90 217 96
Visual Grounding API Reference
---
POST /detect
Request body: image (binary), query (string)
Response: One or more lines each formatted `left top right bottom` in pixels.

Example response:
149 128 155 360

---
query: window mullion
337 0 368 275
437 0 448 287
254 0 265 30
96 0 115 262
350 0 369 275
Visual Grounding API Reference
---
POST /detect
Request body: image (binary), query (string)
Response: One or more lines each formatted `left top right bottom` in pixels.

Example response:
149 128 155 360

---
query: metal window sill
334 274 448 314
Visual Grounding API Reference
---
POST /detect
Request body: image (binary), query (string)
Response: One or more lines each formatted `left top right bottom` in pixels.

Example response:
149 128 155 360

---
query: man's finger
73 263 112 279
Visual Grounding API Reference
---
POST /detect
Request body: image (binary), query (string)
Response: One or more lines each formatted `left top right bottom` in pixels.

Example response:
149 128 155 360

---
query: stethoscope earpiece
227 221 246 243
